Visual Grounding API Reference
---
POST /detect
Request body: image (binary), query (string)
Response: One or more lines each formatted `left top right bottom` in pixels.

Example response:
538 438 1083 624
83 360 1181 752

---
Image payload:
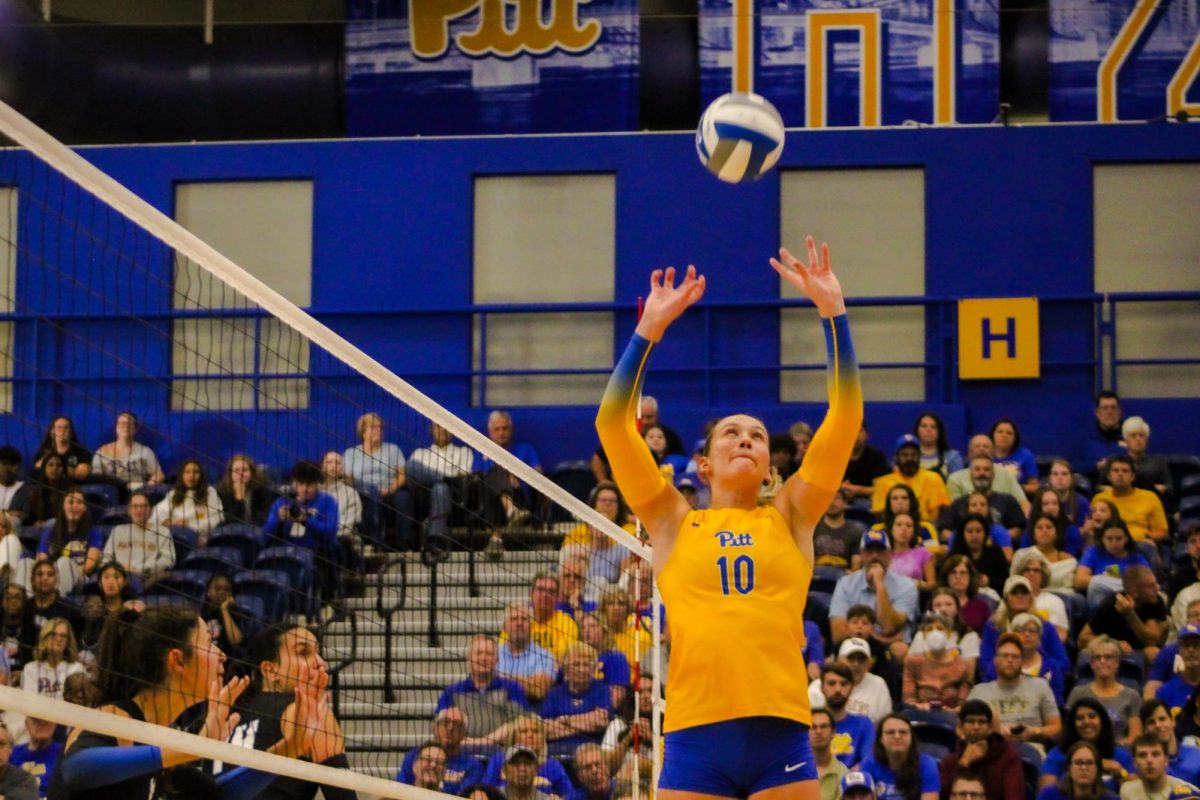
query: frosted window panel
474 175 615 304
0 188 16 412
781 307 925 402
174 181 314 306
1095 164 1200 293
780 169 926 401
1095 164 1200 397
477 312 612 406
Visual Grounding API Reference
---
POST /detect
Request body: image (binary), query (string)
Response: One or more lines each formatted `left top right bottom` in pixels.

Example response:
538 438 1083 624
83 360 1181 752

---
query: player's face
700 416 769 488
268 628 324 693
181 618 226 703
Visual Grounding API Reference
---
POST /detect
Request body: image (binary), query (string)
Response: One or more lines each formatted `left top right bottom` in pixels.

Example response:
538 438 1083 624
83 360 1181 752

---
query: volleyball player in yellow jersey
595 236 862 800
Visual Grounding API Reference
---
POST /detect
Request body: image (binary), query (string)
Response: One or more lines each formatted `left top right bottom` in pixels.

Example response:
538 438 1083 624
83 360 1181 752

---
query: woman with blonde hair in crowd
21 617 85 701
1066 635 1143 748
1009 612 1065 705
578 611 632 709
1121 416 1172 500
482 713 573 798
1009 549 1070 642
599 588 651 670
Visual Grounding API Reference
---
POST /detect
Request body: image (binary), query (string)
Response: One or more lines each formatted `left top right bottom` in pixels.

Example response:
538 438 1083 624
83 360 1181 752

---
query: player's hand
199 675 248 743
634 265 706 342
771 236 846 318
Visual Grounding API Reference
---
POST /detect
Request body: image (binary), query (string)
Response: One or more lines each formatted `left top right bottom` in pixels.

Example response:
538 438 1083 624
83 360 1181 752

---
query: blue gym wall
3 123 1199 475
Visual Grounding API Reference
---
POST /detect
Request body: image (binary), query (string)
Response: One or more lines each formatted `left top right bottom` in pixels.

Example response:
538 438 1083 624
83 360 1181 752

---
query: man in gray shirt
967 632 1062 753
947 436 1030 513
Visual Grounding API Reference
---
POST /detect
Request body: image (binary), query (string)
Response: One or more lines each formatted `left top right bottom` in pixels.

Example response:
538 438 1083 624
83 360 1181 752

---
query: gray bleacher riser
342 718 431 739
331 549 565 769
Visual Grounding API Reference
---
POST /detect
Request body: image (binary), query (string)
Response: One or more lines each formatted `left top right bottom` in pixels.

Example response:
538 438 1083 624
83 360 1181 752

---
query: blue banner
1050 0 1200 122
699 0 1000 128
345 0 639 136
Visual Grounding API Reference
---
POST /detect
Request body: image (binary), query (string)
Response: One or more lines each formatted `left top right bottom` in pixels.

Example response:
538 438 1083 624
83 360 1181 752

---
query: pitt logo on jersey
715 530 754 548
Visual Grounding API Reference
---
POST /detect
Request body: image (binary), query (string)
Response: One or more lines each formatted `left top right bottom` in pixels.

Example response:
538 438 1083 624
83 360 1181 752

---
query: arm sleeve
797 315 863 493
262 498 285 538
214 766 280 800
595 334 667 509
59 743 164 789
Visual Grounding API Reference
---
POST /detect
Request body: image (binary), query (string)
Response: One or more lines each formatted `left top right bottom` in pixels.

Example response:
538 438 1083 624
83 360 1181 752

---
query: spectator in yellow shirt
871 435 951 525
1093 456 1168 542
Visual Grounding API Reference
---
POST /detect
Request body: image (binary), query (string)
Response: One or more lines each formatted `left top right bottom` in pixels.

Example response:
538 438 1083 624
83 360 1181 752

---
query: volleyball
695 92 786 183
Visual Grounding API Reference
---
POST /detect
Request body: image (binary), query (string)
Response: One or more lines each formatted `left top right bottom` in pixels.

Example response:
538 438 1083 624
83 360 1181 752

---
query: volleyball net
0 98 661 797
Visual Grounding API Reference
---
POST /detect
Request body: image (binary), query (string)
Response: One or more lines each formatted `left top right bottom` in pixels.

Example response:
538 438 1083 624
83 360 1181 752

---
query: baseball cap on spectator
675 474 700 493
841 771 876 796
1003 575 1032 596
1008 612 1043 633
893 434 920 455
838 637 872 659
0 446 20 466
860 529 890 550
505 745 538 763
1178 623 1200 641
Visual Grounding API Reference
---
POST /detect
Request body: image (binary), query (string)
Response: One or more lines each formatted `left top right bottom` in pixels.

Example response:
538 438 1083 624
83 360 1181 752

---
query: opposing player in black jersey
220 624 354 800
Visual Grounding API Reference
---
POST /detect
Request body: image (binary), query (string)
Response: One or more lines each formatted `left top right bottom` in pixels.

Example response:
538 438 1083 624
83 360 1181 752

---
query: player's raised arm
771 237 863 533
595 266 704 558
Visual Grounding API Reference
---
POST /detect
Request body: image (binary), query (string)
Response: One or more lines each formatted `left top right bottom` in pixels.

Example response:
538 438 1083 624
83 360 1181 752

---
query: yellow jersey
656 505 813 733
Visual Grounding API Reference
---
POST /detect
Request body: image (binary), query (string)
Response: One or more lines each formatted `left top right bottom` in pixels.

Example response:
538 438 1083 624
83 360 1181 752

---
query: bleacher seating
146 570 209 604
179 546 244 578
234 569 291 622
208 524 262 567
255 545 318 618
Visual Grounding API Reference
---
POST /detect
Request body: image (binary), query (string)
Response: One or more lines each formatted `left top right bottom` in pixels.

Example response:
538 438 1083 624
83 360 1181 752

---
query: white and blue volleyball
695 92 786 184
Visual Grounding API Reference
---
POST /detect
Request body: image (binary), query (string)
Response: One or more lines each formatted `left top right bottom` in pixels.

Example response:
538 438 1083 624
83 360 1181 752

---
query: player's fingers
649 269 663 289
777 247 797 269
820 242 831 273
663 265 676 286
805 235 818 270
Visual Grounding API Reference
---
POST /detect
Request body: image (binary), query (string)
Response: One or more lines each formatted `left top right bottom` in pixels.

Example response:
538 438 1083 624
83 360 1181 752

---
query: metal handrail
317 608 357 719
374 555 407 704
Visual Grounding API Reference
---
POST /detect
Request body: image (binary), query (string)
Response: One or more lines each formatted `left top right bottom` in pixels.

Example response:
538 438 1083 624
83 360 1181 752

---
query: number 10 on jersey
717 555 755 595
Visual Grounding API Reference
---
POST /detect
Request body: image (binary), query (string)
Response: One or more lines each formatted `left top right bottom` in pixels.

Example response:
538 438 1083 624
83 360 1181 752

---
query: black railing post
375 556 406 704
318 609 357 719
428 559 440 648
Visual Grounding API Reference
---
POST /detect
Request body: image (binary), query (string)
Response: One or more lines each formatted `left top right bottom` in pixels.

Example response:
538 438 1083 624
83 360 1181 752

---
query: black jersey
221 690 356 800
47 699 155 800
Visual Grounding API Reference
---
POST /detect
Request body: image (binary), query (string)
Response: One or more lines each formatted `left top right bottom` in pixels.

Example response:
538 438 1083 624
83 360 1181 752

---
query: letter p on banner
957 298 1040 379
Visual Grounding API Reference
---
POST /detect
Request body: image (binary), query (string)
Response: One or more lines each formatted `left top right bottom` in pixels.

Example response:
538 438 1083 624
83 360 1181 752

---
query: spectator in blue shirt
342 411 415 550
1156 624 1200 717
10 715 61 797
262 460 339 553
475 410 542 555
830 530 920 660
499 603 557 705
437 634 530 744
36 490 103 594
395 708 482 794
1139 699 1200 785
1074 521 1150 608
859 714 940 800
820 662 874 769
571 743 615 800
540 642 611 758
991 418 1040 496
577 612 631 710
1081 392 1125 477
482 715 573 798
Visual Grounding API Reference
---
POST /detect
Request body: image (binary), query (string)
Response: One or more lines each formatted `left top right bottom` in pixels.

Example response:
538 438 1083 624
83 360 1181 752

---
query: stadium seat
80 483 120 514
1168 456 1200 499
804 591 832 652
147 570 209 604
546 462 597 523
1180 474 1200 501
180 546 244 579
1180 496 1200 525
1074 474 1093 497
142 593 198 611
255 545 317 617
208 524 262 567
170 525 198 564
904 710 959 753
234 569 290 622
844 505 876 527
811 565 845 596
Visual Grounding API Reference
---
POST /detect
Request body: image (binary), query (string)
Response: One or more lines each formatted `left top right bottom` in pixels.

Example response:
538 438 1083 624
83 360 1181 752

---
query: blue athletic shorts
658 716 818 798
